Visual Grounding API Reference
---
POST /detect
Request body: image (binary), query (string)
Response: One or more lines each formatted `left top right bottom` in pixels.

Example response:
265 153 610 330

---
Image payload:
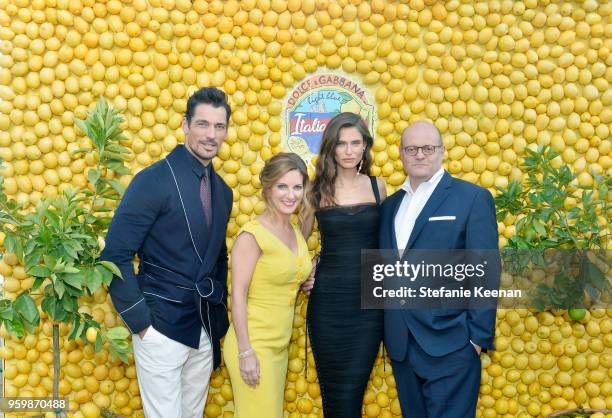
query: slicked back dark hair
185 87 231 125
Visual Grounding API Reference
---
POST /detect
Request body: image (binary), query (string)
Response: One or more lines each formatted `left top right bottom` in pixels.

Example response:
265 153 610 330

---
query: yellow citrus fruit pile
1 252 142 418
0 0 611 417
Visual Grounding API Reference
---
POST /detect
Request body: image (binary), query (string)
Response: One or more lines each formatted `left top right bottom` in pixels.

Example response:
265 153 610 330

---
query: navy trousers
392 331 481 418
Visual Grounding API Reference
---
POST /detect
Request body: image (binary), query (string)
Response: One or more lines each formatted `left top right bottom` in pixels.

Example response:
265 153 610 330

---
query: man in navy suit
380 121 498 418
102 88 233 418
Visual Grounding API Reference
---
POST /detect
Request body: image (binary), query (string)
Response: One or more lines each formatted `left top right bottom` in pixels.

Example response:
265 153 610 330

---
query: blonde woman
223 153 312 418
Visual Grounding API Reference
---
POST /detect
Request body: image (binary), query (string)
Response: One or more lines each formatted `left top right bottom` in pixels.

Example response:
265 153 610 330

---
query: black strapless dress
307 176 384 418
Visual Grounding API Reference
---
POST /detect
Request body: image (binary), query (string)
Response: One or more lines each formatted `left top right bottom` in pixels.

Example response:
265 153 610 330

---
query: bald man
379 121 499 418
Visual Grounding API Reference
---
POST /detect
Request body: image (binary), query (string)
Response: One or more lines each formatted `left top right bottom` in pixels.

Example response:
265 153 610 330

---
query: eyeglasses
401 145 443 156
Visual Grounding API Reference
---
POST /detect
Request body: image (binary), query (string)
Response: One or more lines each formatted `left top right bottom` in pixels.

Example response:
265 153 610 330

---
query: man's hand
301 257 318 296
471 341 481 355
139 327 150 339
301 276 315 295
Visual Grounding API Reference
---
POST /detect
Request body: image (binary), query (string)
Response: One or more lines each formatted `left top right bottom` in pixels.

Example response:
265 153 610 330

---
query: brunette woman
302 112 386 417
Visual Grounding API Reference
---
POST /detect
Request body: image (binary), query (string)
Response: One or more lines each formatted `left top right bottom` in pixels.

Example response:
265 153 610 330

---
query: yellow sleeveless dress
223 219 312 418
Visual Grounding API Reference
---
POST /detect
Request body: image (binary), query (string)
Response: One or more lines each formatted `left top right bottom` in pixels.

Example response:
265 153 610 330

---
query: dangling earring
357 148 366 174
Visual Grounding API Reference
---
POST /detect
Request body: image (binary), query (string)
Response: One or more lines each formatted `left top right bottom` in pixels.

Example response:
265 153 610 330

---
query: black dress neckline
317 176 381 212
318 201 378 211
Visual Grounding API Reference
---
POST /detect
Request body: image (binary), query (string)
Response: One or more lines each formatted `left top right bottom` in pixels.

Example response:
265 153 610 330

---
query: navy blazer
380 171 499 360
102 145 232 368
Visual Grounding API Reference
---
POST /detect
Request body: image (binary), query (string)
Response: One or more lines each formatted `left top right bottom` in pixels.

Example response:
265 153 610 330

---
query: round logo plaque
282 71 376 166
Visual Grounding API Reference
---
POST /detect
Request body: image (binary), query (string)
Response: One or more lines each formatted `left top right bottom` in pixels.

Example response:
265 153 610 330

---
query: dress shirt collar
400 167 445 195
181 144 211 178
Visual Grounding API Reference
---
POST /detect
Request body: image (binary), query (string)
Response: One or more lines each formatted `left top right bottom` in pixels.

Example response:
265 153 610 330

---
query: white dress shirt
394 168 445 251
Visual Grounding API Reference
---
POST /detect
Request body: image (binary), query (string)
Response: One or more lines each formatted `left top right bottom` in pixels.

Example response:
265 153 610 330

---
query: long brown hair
260 152 312 226
311 112 374 209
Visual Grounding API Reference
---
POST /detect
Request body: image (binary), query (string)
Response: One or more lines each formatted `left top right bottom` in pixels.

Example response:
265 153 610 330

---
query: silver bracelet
238 348 255 359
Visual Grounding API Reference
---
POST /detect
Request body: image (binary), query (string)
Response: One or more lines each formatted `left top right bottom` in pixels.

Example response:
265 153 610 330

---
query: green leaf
74 119 92 138
3 233 16 254
95 332 103 351
61 241 81 260
43 254 57 270
106 326 130 340
14 293 40 324
598 181 608 199
0 299 14 321
106 143 130 154
53 259 68 273
107 328 133 364
74 319 86 340
91 206 114 212
84 268 102 294
113 165 130 176
44 296 66 321
14 237 24 261
110 338 129 350
21 316 38 333
68 316 81 340
62 272 83 289
28 265 51 277
62 295 78 313
54 279 65 299
45 210 61 231
24 238 37 257
87 168 101 185
96 264 113 286
63 265 81 274
63 280 84 297
56 309 69 322
32 277 45 291
70 233 95 240
70 146 93 156
41 296 55 317
110 349 129 364
99 260 123 280
584 258 607 289
532 221 547 237
5 318 25 338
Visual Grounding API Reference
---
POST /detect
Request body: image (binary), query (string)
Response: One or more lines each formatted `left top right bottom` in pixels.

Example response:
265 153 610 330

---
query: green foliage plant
495 145 610 311
0 99 133 413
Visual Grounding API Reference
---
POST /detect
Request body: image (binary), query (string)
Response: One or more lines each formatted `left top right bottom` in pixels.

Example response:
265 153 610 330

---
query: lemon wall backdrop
0 0 611 417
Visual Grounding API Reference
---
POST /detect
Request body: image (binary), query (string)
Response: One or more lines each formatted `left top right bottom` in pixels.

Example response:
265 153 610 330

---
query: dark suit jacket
102 145 232 368
380 171 499 360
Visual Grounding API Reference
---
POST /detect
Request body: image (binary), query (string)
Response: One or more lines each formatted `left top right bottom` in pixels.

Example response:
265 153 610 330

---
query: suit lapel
406 172 453 249
389 190 405 250
165 147 208 263
197 170 229 276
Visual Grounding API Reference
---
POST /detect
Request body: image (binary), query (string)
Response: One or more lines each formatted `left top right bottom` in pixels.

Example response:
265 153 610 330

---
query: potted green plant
0 98 132 416
495 145 610 312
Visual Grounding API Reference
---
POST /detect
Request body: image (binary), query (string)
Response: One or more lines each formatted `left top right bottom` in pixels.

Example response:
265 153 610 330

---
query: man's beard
189 140 217 160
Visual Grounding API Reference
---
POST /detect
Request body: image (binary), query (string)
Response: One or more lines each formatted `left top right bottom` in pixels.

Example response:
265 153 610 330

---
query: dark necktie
200 169 212 230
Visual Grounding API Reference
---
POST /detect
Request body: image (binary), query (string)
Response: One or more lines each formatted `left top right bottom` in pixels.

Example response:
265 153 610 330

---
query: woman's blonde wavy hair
259 152 313 226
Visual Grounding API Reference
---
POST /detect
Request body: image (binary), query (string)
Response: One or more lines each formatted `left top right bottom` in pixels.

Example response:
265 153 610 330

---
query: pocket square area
428 216 456 221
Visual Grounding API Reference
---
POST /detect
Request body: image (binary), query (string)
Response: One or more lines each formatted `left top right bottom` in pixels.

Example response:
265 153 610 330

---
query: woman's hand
301 257 318 296
239 351 260 387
